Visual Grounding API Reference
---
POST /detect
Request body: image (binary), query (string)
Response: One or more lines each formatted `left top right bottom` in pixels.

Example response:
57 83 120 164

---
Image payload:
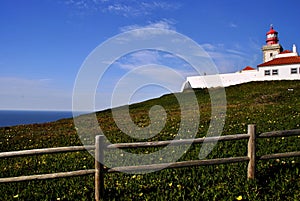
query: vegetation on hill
0 80 299 200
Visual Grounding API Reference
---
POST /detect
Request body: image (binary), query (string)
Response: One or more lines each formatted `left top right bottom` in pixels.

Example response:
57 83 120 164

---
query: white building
185 26 300 89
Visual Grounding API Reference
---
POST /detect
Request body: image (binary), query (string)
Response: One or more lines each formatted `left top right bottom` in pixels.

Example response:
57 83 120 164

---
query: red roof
242 66 256 71
258 56 300 67
266 26 278 35
280 50 292 54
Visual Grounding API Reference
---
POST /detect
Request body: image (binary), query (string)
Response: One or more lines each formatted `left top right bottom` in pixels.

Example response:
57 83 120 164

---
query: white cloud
201 43 214 51
201 43 260 73
112 50 160 70
111 49 197 76
119 19 176 32
107 3 131 15
226 49 248 57
104 1 181 17
229 22 238 28
64 0 181 17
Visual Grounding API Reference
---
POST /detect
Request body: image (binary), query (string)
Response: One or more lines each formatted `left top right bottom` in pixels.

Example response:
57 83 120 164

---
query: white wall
257 64 300 81
186 64 300 89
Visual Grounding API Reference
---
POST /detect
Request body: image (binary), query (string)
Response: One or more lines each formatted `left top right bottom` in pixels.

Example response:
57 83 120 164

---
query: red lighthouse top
266 25 279 45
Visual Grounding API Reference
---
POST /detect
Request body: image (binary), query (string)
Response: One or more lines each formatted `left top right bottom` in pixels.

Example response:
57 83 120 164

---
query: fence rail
95 125 300 200
259 129 300 138
1 125 300 201
105 133 250 149
258 151 300 160
0 145 95 158
107 156 250 173
0 169 95 183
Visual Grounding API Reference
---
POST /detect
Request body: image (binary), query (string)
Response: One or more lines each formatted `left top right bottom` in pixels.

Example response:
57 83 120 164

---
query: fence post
247 124 256 180
95 135 105 201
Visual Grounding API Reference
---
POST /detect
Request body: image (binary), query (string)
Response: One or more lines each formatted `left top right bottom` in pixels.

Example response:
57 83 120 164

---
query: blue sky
1 0 300 111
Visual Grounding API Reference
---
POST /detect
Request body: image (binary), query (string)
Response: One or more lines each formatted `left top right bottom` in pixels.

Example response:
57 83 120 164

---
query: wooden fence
1 125 300 201
0 145 96 182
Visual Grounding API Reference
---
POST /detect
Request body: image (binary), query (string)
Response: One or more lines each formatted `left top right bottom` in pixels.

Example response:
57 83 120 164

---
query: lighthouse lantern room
262 25 283 63
266 25 279 45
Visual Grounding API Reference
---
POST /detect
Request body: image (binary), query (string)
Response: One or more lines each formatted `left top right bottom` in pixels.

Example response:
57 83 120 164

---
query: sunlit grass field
0 80 300 200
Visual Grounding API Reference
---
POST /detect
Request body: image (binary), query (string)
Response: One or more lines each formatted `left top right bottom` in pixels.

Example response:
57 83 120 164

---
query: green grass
0 80 300 200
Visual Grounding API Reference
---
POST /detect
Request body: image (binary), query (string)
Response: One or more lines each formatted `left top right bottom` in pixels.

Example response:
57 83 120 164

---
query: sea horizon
0 110 88 128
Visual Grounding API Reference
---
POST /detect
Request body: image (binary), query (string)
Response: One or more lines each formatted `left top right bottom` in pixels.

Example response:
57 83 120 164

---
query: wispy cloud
201 43 260 73
229 22 238 28
113 50 160 70
119 19 176 32
104 1 181 17
64 0 181 17
112 49 197 75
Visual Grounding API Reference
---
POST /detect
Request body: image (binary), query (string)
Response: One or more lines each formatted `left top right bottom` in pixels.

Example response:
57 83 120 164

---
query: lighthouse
266 25 279 45
185 25 300 89
262 25 283 62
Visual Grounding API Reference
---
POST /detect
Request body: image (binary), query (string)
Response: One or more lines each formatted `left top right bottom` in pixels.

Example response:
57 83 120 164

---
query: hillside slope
0 80 299 200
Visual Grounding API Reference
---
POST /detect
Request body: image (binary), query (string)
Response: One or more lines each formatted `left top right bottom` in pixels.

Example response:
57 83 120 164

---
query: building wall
186 71 258 88
257 64 300 80
186 65 300 89
262 44 282 62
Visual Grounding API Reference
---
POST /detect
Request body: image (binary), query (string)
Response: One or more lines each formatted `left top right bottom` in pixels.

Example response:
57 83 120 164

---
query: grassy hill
0 80 300 200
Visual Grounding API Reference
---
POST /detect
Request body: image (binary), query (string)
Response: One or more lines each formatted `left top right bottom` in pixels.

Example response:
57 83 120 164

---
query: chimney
293 44 297 54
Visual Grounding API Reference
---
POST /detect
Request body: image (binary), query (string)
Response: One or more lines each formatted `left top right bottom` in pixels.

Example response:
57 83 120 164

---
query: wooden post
95 135 105 201
247 124 256 180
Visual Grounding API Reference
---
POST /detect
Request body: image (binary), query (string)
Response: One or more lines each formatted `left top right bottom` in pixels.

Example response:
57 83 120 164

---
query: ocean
0 110 76 128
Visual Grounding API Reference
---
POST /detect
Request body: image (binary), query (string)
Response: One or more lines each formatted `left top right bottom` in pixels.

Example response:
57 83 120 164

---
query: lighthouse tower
262 25 283 62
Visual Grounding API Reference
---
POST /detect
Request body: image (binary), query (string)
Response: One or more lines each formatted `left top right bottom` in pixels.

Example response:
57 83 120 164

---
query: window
270 53 273 57
272 69 278 75
264 70 271 76
291 68 298 74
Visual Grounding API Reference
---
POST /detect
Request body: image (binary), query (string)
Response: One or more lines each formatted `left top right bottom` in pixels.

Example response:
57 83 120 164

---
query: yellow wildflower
236 195 243 200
